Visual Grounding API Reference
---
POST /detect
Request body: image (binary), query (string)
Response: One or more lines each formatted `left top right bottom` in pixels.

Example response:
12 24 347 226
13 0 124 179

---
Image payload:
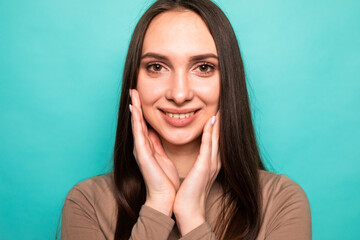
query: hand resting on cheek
130 89 221 236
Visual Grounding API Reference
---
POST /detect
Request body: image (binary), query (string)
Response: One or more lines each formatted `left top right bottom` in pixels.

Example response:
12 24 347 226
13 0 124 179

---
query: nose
165 71 194 105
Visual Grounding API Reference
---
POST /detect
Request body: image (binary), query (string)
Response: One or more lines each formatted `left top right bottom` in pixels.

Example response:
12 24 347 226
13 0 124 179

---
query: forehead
142 10 217 56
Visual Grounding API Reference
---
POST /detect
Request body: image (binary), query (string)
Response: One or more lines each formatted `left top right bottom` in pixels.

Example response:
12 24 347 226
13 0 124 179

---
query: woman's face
137 10 220 146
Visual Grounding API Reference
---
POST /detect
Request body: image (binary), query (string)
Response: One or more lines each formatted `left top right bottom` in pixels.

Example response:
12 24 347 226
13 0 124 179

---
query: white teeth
165 111 194 119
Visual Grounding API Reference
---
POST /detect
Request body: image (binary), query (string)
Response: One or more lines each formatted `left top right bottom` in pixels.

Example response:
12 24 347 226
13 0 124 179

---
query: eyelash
146 62 165 74
146 62 216 75
195 62 215 75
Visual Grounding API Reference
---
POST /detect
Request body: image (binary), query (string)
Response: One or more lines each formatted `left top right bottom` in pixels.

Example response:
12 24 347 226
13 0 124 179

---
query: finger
212 111 220 141
131 104 147 152
130 89 142 114
216 152 221 172
148 129 167 158
132 89 148 136
130 104 138 160
209 153 221 189
130 104 139 147
131 110 157 170
196 116 214 167
131 105 140 162
211 112 220 167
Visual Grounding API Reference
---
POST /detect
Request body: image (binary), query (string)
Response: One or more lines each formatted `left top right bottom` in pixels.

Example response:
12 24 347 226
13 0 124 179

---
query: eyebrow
141 52 218 62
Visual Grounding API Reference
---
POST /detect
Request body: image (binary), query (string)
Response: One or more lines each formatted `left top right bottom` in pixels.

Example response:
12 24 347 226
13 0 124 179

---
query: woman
61 0 311 239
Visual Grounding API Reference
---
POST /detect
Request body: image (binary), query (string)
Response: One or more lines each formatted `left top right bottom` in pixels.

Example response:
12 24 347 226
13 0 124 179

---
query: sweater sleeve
130 205 175 240
265 175 312 240
61 184 175 240
179 222 217 240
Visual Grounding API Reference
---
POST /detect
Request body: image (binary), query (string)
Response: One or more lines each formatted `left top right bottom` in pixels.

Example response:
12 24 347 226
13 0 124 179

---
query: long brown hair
113 0 265 239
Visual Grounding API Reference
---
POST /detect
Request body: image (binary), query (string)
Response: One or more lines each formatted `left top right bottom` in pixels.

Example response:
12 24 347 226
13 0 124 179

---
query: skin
130 10 221 236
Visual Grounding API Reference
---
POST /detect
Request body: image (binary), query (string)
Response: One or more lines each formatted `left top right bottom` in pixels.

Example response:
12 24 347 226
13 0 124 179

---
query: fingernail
129 104 132 113
211 116 216 125
129 89 132 98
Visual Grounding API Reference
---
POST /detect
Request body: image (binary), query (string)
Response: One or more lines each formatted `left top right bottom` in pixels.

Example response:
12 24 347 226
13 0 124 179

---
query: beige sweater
61 170 311 239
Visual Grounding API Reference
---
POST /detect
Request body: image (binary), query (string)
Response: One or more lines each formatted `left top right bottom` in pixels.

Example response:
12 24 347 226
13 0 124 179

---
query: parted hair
113 0 266 239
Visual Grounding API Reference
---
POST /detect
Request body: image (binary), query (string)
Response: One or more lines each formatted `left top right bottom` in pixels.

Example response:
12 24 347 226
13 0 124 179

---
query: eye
199 64 210 72
147 63 164 73
195 63 215 75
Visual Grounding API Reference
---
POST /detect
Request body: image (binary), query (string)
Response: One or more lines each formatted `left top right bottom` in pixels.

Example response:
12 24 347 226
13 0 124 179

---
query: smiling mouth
159 109 199 127
165 111 195 119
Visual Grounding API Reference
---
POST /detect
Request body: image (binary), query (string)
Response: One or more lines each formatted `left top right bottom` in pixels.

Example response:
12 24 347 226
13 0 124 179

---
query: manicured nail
129 89 132 98
211 116 216 125
129 104 132 113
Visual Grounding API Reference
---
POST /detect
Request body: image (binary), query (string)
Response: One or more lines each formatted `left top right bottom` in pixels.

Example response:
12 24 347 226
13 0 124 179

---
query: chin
160 129 201 146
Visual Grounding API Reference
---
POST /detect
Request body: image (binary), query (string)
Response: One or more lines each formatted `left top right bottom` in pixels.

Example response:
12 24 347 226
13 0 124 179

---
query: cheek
136 72 165 124
141 105 153 126
195 79 220 106
136 72 163 105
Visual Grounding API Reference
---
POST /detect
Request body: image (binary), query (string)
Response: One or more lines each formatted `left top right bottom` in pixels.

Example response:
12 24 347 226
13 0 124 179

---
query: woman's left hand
173 112 221 236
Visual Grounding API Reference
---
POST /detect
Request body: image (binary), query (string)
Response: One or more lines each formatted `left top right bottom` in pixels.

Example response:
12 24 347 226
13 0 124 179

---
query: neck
161 137 201 178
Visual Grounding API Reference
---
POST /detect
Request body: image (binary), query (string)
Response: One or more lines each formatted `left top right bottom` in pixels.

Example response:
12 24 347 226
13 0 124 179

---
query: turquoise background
1 0 359 239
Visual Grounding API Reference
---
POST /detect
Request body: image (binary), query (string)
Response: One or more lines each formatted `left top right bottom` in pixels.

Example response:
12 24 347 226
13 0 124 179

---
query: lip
159 108 200 127
159 107 200 114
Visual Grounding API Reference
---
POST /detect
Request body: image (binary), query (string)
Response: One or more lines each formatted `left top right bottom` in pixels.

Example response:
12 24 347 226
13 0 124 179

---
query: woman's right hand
130 89 180 217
